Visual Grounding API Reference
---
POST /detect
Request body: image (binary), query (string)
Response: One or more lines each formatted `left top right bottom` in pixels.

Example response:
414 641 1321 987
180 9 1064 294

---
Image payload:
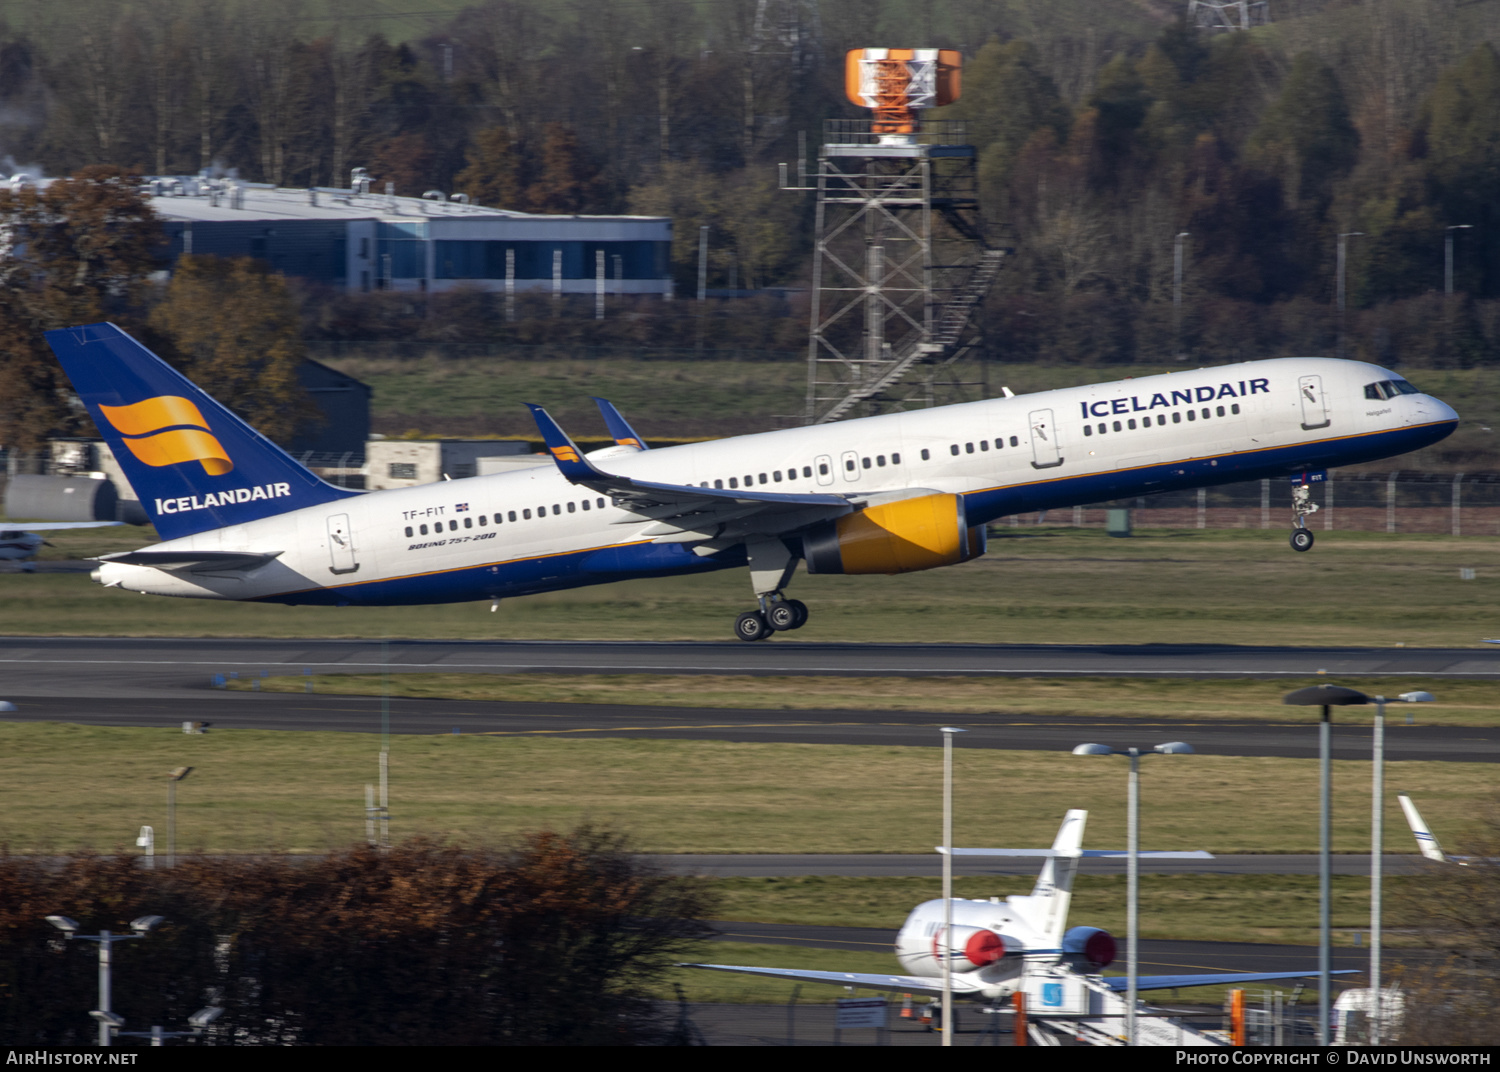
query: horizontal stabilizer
1108 970 1359 993
940 848 1214 860
97 550 283 573
4 522 124 532
678 963 983 999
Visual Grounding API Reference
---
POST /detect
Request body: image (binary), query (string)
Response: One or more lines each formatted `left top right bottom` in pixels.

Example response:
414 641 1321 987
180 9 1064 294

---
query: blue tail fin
592 397 649 450
46 323 358 540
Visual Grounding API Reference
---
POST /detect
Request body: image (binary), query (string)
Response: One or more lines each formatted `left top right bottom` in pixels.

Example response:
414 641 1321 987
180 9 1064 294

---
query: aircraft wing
8 522 124 532
527 404 852 527
96 550 283 574
1105 970 1359 993
679 962 984 998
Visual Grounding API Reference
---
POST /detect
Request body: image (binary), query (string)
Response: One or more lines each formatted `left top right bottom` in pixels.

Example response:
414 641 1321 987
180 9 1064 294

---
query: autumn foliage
0 830 715 1046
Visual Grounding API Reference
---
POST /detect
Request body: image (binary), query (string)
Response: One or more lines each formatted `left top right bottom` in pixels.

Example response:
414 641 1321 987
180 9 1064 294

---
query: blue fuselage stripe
261 420 1454 607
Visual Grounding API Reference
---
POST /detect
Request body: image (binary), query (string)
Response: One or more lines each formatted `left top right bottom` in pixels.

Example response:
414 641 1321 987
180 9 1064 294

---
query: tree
0 830 715 1046
148 255 311 445
1247 53 1359 211
454 126 522 208
0 166 161 451
525 124 609 215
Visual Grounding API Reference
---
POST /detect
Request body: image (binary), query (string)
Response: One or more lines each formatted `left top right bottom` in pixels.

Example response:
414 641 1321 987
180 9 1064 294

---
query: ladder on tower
814 247 1007 425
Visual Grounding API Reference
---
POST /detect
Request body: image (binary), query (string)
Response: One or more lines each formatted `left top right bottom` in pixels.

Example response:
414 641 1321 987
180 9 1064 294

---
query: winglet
1398 793 1449 862
593 397 649 450
526 404 605 486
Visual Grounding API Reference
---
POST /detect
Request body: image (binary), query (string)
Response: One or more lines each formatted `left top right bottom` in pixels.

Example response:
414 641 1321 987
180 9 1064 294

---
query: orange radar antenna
845 49 961 138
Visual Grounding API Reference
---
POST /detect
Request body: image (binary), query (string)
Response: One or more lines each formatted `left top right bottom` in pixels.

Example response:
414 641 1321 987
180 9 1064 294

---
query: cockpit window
1364 379 1420 401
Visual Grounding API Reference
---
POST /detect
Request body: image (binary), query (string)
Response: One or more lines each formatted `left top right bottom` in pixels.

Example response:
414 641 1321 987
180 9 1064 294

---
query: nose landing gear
1290 482 1319 552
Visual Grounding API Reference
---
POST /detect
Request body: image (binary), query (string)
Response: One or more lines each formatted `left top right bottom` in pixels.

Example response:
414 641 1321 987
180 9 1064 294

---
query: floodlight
45 915 79 934
1072 743 1114 756
188 1006 223 1028
1154 742 1195 755
89 1011 125 1028
130 915 165 934
169 767 193 782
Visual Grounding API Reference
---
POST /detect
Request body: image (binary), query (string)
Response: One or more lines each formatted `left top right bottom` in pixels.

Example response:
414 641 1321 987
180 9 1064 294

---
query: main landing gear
735 596 809 642
1289 482 1319 553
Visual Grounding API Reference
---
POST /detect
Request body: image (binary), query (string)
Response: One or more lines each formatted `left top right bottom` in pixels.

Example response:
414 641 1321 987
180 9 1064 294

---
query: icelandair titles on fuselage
1080 378 1271 419
154 482 293 515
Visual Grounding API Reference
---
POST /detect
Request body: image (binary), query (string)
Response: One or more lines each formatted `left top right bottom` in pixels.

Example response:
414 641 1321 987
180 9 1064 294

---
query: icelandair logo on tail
100 396 233 476
549 444 581 464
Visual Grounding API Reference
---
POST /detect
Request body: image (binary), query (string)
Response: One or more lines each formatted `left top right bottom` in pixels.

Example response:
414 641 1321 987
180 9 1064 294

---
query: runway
2 691 1496 761
3 636 1497 760
4 636 1500 700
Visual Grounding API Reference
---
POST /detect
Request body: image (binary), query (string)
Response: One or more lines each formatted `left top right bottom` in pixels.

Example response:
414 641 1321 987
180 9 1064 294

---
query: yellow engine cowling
803 493 985 575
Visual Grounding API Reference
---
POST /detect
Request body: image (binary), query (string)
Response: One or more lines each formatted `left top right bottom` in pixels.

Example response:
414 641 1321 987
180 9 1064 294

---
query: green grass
1 723 1492 856
229 671 1500 727
12 527 1500 647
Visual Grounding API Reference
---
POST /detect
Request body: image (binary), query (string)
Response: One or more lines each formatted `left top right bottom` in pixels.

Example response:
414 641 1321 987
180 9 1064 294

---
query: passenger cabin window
464 517 473 528
1157 415 1166 426
1113 421 1122 432
449 520 458 531
419 524 428 535
1172 412 1182 424
759 473 767 484
1009 436 1019 447
921 449 930 461
950 444 959 456
1187 410 1196 421
405 526 413 537
1127 418 1136 430
1216 406 1225 417
729 477 738 488
892 452 901 464
1231 403 1240 415
773 470 782 482
862 457 871 469
508 511 517 521
478 515 486 526
965 443 974 454
523 509 532 519
876 455 886 466
552 505 561 515
979 440 989 451
715 479 723 488
581 499 590 510
597 498 606 508
567 501 576 513
1084 425 1093 437
994 439 1003 450
804 466 814 477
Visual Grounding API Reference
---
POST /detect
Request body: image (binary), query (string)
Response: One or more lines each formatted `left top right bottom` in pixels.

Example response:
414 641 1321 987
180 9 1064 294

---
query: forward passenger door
1028 409 1063 469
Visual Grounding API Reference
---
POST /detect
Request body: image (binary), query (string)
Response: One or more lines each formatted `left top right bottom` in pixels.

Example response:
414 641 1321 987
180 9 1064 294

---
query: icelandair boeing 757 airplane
46 323 1457 640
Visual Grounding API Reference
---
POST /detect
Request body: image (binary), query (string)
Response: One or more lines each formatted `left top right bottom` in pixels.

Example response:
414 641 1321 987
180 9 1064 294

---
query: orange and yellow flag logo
99 396 234 476
549 444 580 464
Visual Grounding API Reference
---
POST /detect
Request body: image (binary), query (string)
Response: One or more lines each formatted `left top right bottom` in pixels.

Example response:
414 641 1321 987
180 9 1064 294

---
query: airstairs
1021 969 1233 1047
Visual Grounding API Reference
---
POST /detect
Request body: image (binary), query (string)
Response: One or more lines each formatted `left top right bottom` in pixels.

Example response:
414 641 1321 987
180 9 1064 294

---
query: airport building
142 173 673 296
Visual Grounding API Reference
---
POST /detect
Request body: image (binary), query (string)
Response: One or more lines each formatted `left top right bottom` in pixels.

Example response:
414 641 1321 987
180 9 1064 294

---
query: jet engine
802 493 986 575
1062 925 1117 971
934 925 1023 973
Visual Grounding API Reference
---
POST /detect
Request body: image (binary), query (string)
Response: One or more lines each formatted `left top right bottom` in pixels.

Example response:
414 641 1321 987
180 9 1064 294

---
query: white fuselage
91 357 1458 605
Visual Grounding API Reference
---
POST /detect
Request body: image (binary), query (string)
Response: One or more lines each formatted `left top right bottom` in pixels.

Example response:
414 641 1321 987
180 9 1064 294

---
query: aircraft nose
1423 395 1460 425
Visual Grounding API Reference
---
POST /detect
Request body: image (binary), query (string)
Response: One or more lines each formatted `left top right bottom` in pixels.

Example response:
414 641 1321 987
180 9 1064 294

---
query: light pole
1282 685 1434 1044
940 726 965 1046
166 767 193 868
1336 232 1365 360
1173 232 1190 359
1071 741 1195 1046
1445 225 1473 297
46 914 164 1047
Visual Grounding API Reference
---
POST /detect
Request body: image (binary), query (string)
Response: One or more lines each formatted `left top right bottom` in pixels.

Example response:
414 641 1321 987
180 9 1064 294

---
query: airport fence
1001 471 1500 536
676 990 1321 1046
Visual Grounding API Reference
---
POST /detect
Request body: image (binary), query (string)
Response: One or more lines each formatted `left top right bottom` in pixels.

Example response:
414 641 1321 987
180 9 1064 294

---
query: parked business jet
0 521 122 571
682 809 1351 1001
46 323 1457 640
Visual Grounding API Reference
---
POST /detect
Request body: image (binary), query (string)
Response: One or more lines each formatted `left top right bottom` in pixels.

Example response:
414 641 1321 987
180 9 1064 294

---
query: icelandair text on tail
155 482 292 515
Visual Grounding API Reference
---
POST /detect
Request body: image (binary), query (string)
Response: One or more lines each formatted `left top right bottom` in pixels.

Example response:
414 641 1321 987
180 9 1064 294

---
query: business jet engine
802 493 986 575
1062 926 1117 971
934 925 1024 973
